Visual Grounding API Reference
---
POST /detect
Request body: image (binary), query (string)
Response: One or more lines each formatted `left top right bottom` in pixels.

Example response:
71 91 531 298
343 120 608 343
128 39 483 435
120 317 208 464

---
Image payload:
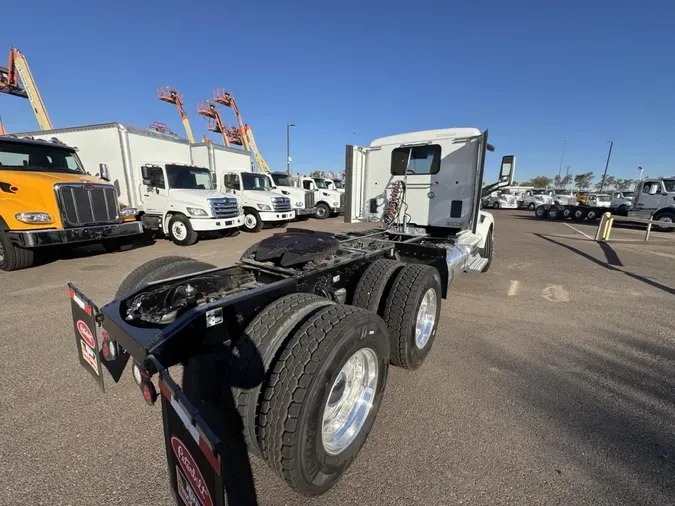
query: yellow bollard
605 217 614 241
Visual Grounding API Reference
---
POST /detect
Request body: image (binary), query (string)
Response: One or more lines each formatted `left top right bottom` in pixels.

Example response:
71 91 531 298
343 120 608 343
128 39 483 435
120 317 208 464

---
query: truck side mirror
140 165 152 186
498 155 515 187
98 163 110 181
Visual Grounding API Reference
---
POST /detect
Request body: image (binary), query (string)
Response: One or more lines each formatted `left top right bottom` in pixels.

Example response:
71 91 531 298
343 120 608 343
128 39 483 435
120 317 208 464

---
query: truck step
464 254 488 273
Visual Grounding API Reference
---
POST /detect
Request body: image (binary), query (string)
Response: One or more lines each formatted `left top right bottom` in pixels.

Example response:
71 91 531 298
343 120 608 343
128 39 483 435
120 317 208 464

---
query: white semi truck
297 176 344 219
67 126 514 501
16 124 243 246
268 172 316 221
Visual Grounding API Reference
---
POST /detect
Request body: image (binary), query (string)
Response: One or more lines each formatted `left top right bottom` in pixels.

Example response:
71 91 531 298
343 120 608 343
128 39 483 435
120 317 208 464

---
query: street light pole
558 137 567 181
286 123 295 175
599 140 613 194
564 166 571 189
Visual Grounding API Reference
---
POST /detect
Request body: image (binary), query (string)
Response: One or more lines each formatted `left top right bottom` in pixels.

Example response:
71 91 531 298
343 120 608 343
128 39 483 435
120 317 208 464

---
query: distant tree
309 170 326 178
574 172 594 190
615 178 634 191
553 175 562 187
561 174 573 188
512 180 519 185
520 180 533 186
605 175 616 188
531 176 552 188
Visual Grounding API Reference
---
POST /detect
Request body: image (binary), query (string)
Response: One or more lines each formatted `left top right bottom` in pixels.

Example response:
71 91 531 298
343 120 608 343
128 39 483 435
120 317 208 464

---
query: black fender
0 214 9 232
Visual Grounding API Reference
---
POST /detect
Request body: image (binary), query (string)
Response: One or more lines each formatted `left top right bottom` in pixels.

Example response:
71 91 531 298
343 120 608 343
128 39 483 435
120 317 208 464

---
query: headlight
295 201 303 207
120 207 138 217
257 204 272 211
15 212 52 224
333 202 340 207
186 207 208 217
322 192 331 197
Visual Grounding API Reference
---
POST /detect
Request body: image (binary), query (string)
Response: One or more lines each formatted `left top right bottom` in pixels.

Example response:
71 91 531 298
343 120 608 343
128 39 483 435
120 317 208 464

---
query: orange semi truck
0 135 143 271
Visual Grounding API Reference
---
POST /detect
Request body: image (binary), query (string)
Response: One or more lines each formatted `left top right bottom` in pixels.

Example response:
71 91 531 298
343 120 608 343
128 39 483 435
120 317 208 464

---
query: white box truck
16 123 243 246
297 176 344 219
191 142 294 232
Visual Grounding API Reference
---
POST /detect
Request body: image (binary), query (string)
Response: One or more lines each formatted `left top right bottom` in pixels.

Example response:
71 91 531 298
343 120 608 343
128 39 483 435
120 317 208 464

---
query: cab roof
0 135 75 151
370 128 481 147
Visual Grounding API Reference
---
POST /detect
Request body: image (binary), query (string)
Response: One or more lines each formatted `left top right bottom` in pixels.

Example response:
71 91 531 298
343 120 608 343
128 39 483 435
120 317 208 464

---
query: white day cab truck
65 127 514 503
16 123 244 246
298 176 344 219
269 172 317 221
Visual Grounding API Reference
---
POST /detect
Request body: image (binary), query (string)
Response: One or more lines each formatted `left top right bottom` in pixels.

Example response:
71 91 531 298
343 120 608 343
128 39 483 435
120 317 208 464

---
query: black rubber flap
253 228 339 267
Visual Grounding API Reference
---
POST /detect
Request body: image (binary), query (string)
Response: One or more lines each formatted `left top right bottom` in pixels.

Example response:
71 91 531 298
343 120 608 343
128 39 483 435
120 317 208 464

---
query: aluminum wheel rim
660 216 673 223
245 214 257 228
415 288 437 349
322 348 378 456
172 222 187 240
317 206 327 218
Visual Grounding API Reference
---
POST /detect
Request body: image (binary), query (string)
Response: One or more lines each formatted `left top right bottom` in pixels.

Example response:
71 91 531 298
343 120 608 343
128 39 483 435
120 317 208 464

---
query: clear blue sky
1 0 673 183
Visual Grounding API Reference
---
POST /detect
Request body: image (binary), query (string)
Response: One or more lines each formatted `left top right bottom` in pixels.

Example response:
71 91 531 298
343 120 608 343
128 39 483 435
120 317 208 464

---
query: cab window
642 182 661 194
303 180 312 190
391 145 441 175
147 166 165 189
223 174 240 191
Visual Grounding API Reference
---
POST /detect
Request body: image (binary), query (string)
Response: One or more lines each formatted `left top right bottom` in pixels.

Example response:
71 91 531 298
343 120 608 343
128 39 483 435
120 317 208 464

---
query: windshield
532 189 548 195
0 141 85 174
554 189 570 195
620 191 635 198
271 174 293 187
165 165 213 190
333 179 344 189
664 180 675 192
314 178 329 189
242 173 271 191
595 195 611 202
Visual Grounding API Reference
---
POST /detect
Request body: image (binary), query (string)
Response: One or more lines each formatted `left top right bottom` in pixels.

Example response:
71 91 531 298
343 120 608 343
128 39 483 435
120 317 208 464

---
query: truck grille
55 183 119 227
305 191 315 209
340 193 344 208
209 197 239 218
272 197 292 212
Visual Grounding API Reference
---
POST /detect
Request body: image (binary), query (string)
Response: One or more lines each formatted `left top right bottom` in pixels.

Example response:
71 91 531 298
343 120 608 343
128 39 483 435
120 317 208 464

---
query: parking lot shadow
480 329 675 504
534 233 674 296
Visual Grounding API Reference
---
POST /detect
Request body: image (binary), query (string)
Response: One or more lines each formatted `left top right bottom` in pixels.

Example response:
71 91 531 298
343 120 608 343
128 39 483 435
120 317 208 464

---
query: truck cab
611 190 636 210
551 188 577 206
269 172 317 221
630 178 675 230
0 136 143 271
522 189 554 210
139 162 243 246
585 193 611 208
323 177 345 194
482 190 518 209
218 170 294 232
299 176 344 219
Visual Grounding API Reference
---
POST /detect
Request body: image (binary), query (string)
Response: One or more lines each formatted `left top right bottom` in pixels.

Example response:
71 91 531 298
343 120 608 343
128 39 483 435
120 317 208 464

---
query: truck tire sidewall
301 316 389 481
654 211 675 232
492 202 499 209
548 206 560 219
563 207 573 219
535 205 547 218
243 209 263 232
479 227 493 272
528 202 535 210
169 215 198 246
315 203 330 220
0 229 34 272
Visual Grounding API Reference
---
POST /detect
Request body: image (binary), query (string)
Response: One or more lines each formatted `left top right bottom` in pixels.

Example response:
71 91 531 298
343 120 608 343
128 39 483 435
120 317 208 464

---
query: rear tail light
141 380 158 406
132 363 144 386
101 331 117 361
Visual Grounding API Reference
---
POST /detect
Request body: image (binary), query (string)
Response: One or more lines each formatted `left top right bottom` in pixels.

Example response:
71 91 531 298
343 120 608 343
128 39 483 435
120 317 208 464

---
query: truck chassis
68 225 487 504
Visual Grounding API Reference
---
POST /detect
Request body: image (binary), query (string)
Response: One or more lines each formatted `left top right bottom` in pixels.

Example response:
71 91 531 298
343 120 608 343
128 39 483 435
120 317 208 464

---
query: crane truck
66 127 514 503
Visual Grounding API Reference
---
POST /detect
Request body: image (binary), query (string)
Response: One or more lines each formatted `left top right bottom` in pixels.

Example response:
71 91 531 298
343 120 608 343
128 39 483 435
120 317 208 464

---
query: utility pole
286 123 295 175
599 140 613 194
558 137 567 180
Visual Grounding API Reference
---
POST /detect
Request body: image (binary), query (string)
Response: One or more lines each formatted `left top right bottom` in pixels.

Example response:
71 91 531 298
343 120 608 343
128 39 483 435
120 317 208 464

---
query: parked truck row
0 123 344 271
532 178 675 231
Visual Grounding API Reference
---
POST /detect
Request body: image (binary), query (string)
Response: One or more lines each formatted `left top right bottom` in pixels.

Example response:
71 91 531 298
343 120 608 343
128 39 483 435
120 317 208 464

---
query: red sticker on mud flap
76 320 96 349
171 436 213 506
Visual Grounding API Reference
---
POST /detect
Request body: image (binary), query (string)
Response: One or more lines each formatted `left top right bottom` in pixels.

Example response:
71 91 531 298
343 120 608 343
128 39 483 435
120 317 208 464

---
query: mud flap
153 360 227 506
68 283 131 391
68 284 106 391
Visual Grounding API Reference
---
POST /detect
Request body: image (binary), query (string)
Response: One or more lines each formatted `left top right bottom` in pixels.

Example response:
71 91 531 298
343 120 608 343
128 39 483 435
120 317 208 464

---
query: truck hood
242 190 289 205
275 186 305 200
168 188 234 202
0 170 106 186
317 189 342 200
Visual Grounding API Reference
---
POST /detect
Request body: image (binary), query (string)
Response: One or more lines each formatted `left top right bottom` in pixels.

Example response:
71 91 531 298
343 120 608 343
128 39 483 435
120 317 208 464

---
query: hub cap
660 216 673 223
317 206 327 218
415 288 437 349
322 348 378 455
171 222 187 240
245 214 257 228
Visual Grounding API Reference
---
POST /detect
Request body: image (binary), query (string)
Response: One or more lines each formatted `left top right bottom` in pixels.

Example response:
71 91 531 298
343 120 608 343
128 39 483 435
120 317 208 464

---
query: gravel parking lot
1 212 674 506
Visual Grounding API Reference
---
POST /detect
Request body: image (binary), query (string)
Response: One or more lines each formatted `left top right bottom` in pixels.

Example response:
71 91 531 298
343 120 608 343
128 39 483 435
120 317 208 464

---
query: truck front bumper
259 211 295 222
8 221 144 248
331 206 344 214
190 215 244 232
295 207 317 217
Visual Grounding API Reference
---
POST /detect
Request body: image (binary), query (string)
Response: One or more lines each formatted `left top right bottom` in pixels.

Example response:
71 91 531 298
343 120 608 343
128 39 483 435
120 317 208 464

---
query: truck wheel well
394 255 449 299
0 214 8 232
